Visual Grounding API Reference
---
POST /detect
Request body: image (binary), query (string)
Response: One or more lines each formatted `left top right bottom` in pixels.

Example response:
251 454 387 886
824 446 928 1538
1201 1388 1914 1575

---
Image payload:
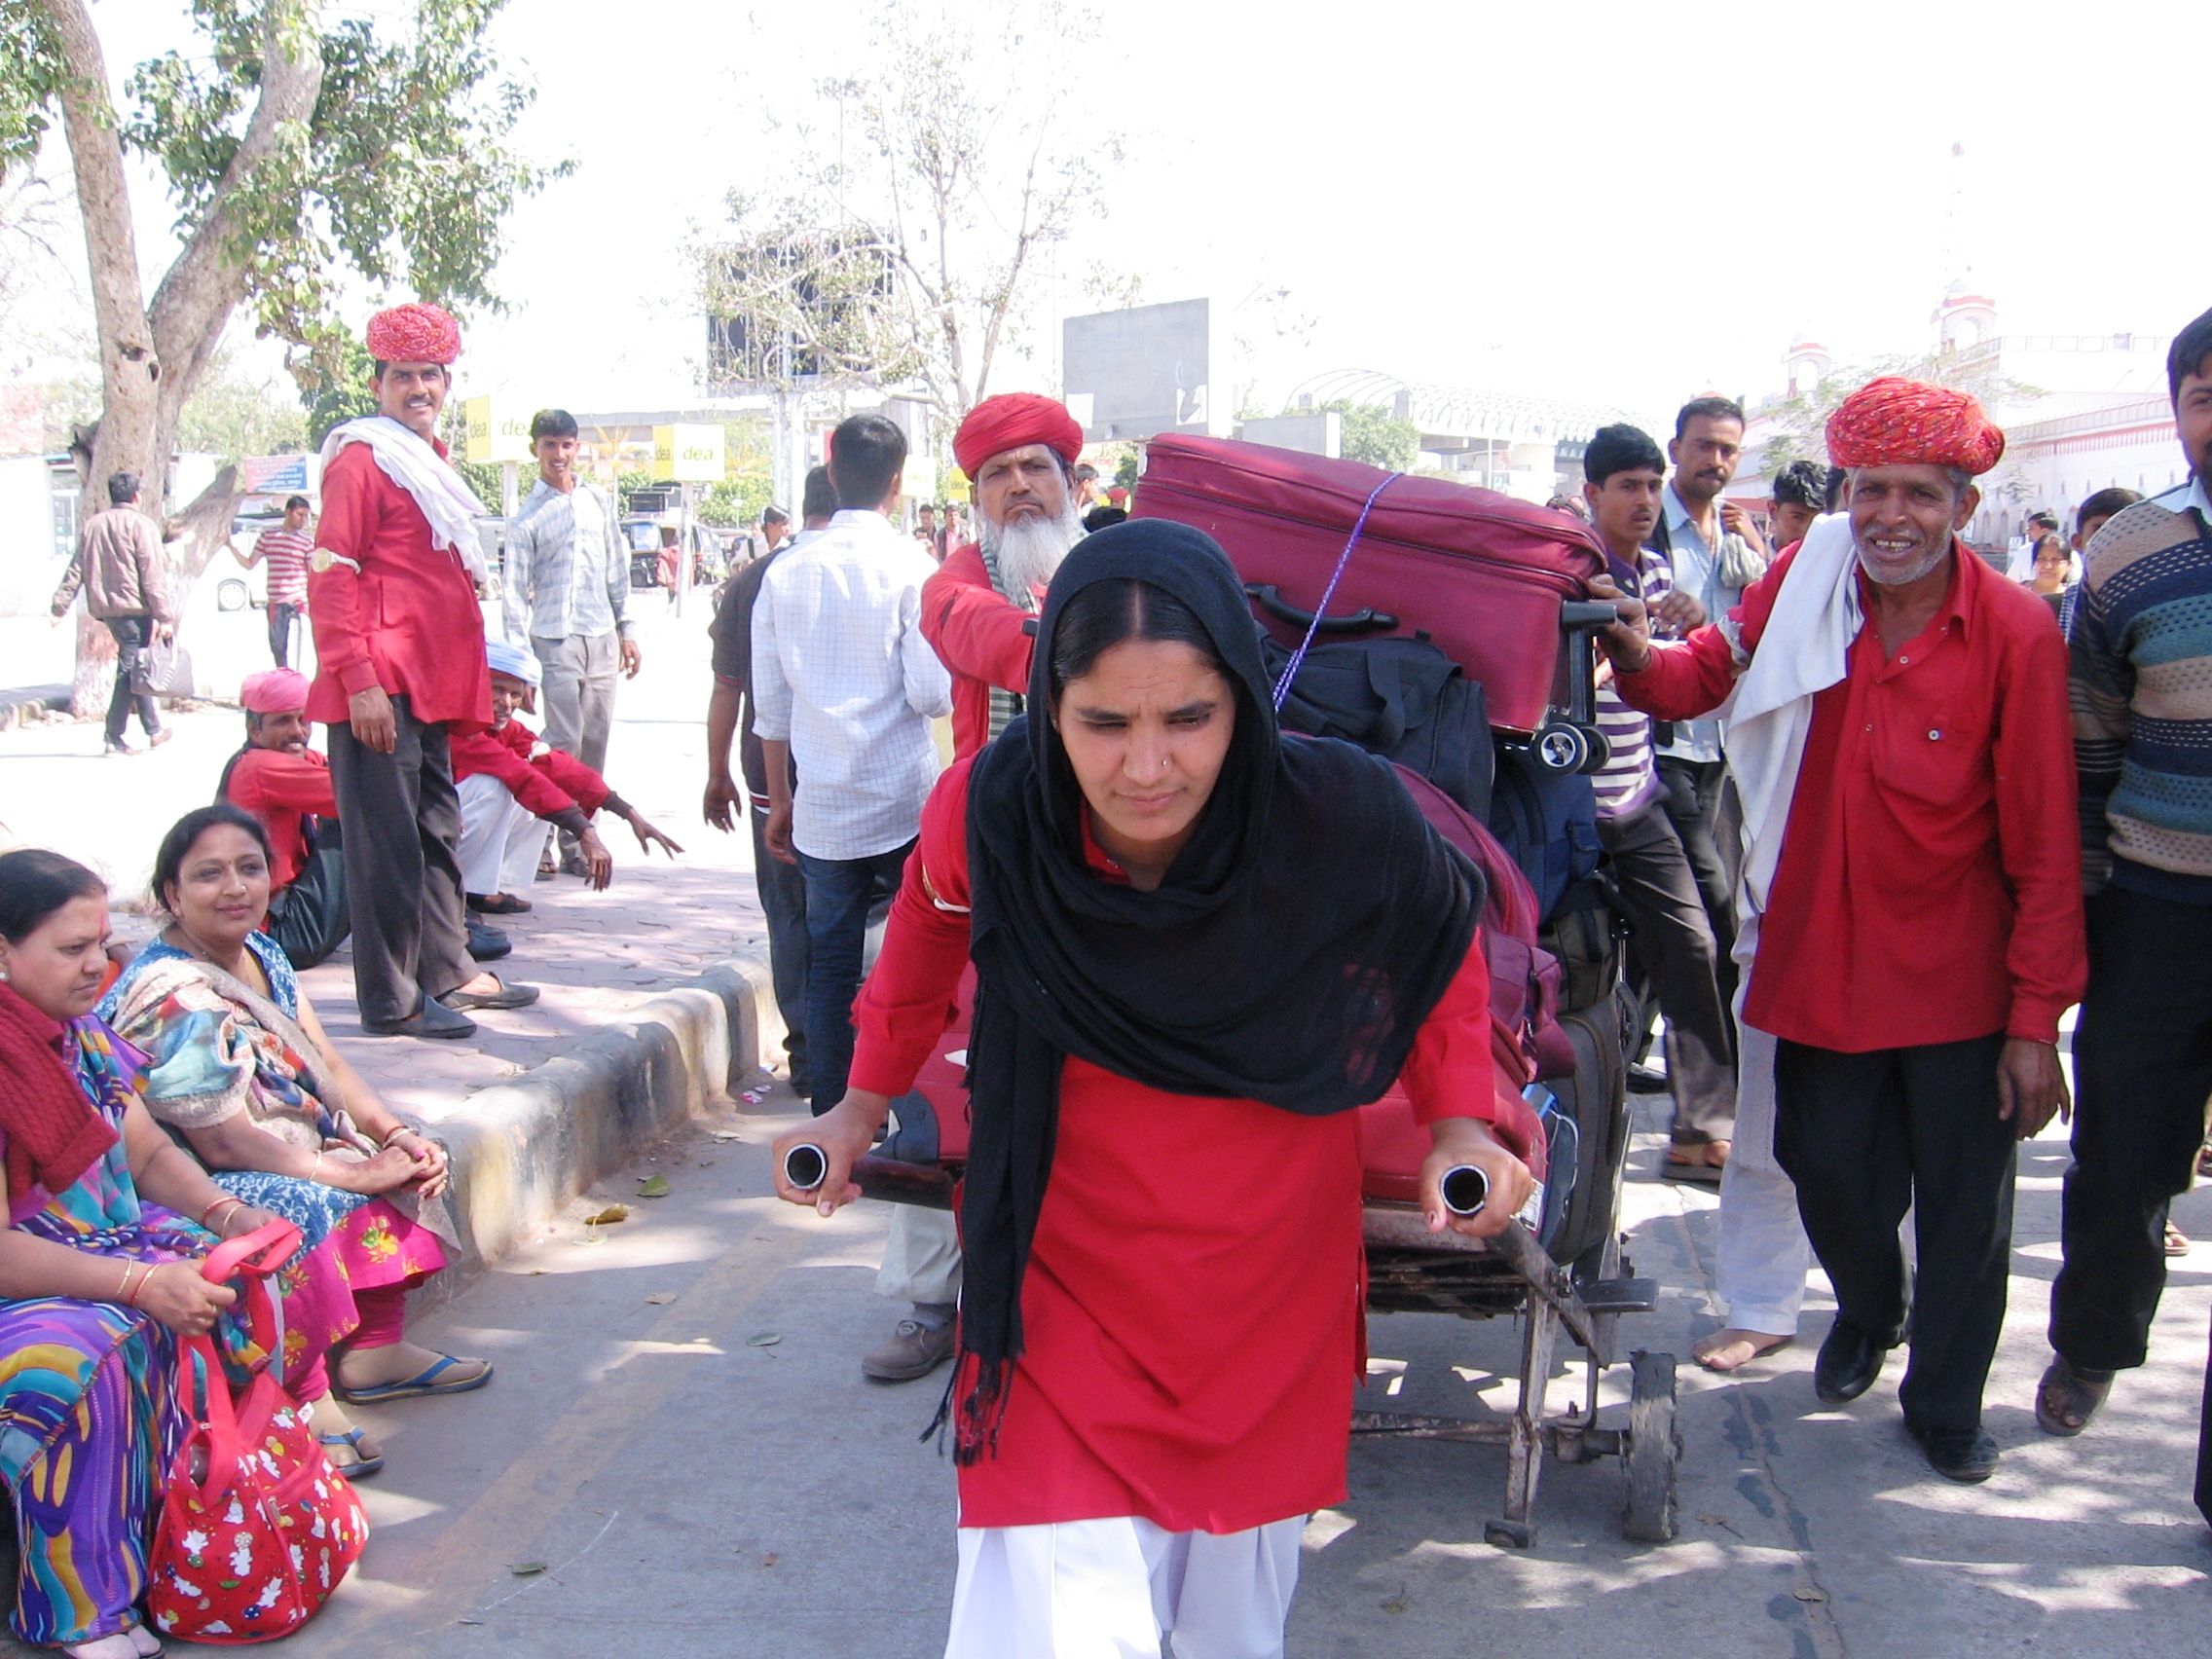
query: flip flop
2035 1355 2114 1437
335 1353 494 1405
317 1427 386 1478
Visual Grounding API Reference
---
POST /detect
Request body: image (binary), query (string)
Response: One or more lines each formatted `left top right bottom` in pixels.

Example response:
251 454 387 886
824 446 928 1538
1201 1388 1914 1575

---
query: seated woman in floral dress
0 848 289 1658
101 806 490 1479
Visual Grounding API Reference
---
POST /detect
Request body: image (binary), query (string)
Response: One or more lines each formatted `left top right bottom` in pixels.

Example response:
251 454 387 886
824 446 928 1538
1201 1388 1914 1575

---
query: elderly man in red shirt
921 393 1089 759
1593 377 2086 1485
307 303 535 1038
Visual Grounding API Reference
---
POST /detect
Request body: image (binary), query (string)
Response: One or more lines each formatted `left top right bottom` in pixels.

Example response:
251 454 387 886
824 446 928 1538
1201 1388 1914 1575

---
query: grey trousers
326 694 474 1024
534 630 619 858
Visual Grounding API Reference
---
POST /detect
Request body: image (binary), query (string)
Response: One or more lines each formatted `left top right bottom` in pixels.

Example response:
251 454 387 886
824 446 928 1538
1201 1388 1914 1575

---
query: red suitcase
1132 435 1606 739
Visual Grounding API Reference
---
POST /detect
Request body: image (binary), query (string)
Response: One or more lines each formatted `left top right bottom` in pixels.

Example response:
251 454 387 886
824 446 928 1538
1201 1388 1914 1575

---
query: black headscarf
947 518 1483 1459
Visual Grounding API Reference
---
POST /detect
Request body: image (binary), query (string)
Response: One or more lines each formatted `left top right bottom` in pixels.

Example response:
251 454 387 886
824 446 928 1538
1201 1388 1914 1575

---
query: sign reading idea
463 395 534 465
653 424 726 483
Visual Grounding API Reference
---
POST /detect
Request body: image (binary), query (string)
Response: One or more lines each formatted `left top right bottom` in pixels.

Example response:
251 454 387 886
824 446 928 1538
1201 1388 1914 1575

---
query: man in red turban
1586 374 2083 1485
307 303 535 1036
924 393 1090 758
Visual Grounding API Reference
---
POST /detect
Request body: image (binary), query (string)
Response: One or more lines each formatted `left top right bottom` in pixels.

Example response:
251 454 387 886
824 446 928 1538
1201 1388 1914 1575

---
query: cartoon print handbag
148 1220 371 1643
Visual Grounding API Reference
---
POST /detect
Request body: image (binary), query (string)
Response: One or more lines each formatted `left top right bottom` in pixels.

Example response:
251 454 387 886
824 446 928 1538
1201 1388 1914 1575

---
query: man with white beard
924 393 1089 759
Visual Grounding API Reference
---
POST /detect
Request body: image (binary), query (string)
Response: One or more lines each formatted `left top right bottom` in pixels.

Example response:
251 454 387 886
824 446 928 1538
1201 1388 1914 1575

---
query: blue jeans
796 839 915 1115
751 803 811 1093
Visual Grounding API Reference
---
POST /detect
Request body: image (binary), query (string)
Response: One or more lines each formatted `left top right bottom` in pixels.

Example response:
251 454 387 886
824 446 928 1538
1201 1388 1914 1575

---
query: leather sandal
2035 1355 2114 1436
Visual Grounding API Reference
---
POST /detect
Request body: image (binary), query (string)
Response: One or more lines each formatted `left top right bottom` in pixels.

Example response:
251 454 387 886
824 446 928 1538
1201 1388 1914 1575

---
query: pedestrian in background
706 466 836 1099
307 303 535 1040
502 408 641 878
1598 377 2083 1483
1767 461 1841 554
2044 308 2212 1440
50 470 173 756
1580 424 1737 1182
241 494 314 669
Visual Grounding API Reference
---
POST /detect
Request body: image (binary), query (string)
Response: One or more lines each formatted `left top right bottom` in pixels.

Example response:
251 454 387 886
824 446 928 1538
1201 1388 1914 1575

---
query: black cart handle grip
1560 600 1622 632
1245 583 1398 636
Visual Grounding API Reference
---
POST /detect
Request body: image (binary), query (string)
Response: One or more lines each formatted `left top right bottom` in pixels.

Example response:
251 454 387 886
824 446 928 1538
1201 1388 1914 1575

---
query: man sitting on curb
222 667 509 968
452 640 682 912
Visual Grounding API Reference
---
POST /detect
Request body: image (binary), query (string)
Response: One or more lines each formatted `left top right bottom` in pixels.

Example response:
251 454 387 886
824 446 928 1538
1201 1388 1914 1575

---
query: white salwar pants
944 1516 1303 1659
456 772 550 899
1713 1021 1813 1336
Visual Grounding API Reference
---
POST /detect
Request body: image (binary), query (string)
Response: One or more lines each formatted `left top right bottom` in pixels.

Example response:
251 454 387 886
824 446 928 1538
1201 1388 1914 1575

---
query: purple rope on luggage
1270 473 1399 711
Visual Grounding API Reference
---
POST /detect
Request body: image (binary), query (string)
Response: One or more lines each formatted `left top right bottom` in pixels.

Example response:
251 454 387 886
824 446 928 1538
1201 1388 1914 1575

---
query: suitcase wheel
1532 720 1608 776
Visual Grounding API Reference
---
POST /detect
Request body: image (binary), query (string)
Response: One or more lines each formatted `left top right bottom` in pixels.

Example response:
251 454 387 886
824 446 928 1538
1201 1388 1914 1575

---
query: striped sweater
2070 479 2212 901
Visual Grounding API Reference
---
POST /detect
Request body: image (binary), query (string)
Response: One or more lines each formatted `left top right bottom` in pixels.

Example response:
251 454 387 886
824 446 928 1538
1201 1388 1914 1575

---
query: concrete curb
414 949 773 1304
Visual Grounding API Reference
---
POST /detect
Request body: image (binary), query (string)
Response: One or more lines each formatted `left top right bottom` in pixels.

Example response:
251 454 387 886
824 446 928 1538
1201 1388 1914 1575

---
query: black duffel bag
1260 633 1493 821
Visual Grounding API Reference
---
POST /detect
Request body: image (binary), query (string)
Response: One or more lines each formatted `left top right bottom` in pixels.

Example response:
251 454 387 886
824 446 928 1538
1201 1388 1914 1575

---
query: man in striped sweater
243 495 313 668
1583 424 1738 1184
2045 305 2212 1441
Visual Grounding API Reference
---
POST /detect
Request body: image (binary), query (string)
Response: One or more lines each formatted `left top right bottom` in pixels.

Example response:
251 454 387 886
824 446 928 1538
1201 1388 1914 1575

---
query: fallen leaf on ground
509 1562 546 1576
582 1204 629 1226
1379 1586 1409 1615
763 1554 778 1567
712 1130 744 1141
645 1292 677 1306
1792 1587 1828 1604
746 1332 782 1347
636 1176 670 1198
1698 1512 1726 1526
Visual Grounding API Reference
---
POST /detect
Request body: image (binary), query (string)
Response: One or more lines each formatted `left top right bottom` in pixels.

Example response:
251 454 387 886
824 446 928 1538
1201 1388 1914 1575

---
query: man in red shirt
921 393 1088 758
453 641 681 909
307 303 535 1038
1594 377 2085 1484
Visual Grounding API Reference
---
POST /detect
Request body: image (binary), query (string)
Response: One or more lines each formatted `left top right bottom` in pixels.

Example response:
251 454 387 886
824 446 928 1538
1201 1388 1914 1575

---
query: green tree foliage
174 358 309 462
1757 350 2038 476
301 330 379 446
1304 398 1419 472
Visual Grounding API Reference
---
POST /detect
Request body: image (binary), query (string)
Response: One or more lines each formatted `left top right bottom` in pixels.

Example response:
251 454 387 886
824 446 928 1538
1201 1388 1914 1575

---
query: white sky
22 0 2212 424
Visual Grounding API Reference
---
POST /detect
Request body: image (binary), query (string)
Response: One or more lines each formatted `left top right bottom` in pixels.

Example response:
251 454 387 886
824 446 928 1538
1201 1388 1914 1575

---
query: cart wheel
1622 1349 1679 1543
1574 725 1612 777
1532 721 1590 774
1483 1519 1534 1550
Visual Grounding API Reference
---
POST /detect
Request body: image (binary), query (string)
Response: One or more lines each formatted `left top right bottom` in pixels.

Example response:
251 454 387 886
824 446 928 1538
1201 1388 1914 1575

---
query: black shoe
442 976 539 1012
1627 1062 1671 1094
465 919 511 961
1910 1422 1998 1484
362 997 477 1040
1814 1320 1889 1406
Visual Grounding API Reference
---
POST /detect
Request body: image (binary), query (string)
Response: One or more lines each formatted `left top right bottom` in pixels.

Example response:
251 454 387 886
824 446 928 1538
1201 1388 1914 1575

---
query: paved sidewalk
0 608 790 1125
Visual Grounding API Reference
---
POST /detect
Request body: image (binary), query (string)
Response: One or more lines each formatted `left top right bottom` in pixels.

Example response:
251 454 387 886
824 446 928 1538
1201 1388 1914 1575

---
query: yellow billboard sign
462 395 534 464
652 424 725 483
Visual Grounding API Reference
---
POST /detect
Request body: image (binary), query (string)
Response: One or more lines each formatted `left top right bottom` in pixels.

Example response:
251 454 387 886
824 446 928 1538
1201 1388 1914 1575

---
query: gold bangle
117 1261 134 1303
310 1152 325 1183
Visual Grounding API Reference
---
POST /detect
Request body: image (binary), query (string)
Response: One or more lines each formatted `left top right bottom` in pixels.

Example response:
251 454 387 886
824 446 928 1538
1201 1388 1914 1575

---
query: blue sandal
334 1353 494 1405
317 1427 386 1478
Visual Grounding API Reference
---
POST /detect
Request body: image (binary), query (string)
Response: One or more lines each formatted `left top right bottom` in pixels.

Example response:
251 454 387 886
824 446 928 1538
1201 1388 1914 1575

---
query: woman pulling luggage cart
772 520 1537 1657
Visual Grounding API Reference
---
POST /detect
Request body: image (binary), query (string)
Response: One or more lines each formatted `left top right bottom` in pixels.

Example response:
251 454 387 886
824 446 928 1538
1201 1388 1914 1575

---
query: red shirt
850 756 1517 1531
919 542 1038 758
306 438 491 730
450 718 613 822
1615 541 2084 1051
222 746 336 891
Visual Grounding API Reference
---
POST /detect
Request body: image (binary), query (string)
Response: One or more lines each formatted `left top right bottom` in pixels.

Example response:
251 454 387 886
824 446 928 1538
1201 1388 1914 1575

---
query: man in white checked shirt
754 414 959 1382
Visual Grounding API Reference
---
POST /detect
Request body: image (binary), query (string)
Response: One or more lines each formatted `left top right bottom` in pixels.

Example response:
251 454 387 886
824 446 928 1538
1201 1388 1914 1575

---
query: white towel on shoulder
321 415 490 580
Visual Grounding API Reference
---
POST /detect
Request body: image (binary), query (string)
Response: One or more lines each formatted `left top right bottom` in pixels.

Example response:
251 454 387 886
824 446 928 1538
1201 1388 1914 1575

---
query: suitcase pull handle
1245 584 1398 636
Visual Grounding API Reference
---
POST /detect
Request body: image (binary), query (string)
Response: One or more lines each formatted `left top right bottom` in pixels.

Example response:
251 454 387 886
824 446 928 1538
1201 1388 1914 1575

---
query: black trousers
101 615 162 744
1598 798 1736 1143
2050 886 2212 1372
1775 1032 2015 1434
1655 756 1740 1012
326 694 472 1024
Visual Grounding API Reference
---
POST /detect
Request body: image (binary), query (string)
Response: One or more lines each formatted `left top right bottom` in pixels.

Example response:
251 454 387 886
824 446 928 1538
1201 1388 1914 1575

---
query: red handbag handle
174 1332 246 1496
199 1218 302 1284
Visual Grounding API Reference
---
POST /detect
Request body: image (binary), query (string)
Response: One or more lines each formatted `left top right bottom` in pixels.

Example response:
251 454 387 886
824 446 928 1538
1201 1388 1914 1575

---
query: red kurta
851 756 1506 1533
920 542 1039 759
222 746 336 890
305 438 491 730
449 718 613 820
1614 540 2084 1051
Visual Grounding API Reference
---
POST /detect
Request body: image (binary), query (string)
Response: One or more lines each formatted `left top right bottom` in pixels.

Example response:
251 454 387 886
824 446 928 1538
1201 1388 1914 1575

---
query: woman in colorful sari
101 806 488 1482
0 848 288 1658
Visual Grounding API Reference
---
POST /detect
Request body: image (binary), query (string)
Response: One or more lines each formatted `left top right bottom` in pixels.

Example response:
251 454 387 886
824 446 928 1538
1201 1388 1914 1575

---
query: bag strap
175 1331 245 1496
1270 473 1399 712
201 1218 300 1377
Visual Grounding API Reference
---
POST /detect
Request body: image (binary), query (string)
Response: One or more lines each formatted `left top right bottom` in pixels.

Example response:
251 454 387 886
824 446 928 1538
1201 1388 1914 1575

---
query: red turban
1825 376 2005 475
365 303 461 366
953 393 1084 478
240 668 310 714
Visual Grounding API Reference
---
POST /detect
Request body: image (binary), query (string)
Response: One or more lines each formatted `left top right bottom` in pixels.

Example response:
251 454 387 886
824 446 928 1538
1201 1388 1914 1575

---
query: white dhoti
457 771 550 898
944 1516 1303 1659
1714 1011 1811 1335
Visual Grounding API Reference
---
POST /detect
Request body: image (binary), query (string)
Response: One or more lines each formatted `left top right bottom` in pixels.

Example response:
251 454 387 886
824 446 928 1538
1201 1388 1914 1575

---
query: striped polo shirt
1593 546 1676 820
255 525 312 608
